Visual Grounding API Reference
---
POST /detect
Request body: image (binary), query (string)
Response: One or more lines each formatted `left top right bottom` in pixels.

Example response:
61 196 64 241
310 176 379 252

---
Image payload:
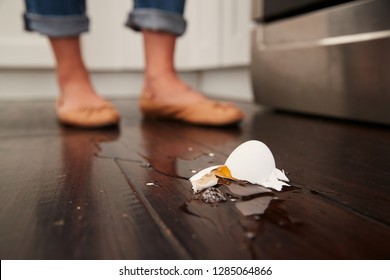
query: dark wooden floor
0 99 389 260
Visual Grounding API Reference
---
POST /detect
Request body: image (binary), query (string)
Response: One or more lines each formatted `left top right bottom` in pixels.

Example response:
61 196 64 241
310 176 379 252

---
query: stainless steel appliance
251 0 390 125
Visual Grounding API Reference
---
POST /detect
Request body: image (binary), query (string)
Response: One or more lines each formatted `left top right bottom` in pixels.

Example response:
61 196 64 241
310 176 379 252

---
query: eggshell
274 168 289 182
189 165 221 182
225 140 275 184
191 174 219 194
189 165 221 193
260 169 289 191
189 140 290 193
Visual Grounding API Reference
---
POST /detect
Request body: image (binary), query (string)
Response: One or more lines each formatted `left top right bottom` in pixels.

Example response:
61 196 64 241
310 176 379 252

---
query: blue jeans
24 0 187 37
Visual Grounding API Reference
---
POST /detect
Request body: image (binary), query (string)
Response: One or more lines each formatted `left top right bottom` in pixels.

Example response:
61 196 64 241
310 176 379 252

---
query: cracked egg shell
225 140 275 184
189 165 221 182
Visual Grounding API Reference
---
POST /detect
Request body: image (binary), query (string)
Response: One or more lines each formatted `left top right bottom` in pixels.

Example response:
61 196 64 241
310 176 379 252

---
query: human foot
56 98 120 128
49 37 120 128
140 74 244 126
55 73 120 128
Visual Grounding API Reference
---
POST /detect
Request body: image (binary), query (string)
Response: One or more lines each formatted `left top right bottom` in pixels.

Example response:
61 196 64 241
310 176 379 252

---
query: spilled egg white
225 140 275 184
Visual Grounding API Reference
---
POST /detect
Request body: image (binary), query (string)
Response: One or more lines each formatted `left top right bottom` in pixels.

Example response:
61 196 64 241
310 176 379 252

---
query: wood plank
117 159 390 259
249 111 390 225
1 99 389 260
107 103 390 225
0 101 60 137
0 132 184 259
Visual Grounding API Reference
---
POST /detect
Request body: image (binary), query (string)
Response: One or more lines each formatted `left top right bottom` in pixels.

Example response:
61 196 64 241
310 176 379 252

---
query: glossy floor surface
0 99 389 259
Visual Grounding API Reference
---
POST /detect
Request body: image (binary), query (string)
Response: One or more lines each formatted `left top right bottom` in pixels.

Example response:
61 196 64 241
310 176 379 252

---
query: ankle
145 71 178 85
56 69 96 100
57 66 90 85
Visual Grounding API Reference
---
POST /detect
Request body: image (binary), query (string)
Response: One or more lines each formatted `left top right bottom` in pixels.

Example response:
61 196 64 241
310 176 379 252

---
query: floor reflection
35 126 120 258
139 119 242 178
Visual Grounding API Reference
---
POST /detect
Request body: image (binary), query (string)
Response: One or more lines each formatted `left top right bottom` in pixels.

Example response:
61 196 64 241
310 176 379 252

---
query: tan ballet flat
140 93 244 126
56 99 121 128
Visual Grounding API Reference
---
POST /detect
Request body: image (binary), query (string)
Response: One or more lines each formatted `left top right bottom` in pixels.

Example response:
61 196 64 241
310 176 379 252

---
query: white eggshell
191 174 219 194
225 140 275 184
189 165 221 182
274 168 289 182
260 169 290 191
189 165 222 193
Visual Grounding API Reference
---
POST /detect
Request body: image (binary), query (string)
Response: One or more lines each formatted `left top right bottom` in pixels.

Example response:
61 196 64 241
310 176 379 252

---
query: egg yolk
212 165 234 180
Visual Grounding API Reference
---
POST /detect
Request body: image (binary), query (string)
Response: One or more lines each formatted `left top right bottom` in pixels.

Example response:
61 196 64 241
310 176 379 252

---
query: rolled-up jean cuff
125 9 186 36
24 13 89 37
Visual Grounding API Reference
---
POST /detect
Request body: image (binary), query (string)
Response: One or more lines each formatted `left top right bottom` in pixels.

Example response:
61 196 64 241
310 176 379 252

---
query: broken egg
189 165 235 193
189 140 289 193
226 140 275 184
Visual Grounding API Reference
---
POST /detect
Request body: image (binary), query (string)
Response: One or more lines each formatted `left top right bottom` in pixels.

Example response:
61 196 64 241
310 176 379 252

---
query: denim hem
24 13 89 37
125 8 186 36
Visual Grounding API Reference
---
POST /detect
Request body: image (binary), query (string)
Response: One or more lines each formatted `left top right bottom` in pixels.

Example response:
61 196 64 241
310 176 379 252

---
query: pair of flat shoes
56 96 244 128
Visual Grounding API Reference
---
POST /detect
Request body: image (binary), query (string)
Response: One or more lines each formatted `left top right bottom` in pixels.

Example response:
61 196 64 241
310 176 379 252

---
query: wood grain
0 99 389 259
